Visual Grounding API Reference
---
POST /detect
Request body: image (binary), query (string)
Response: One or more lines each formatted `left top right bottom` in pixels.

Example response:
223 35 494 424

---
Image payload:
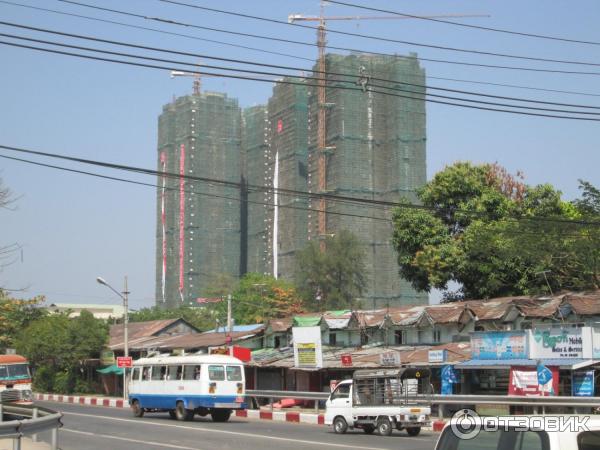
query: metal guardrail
0 402 63 450
246 390 600 410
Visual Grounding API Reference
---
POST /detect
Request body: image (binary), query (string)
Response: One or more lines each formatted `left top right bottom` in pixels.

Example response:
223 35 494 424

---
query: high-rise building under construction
305 53 428 307
156 53 427 309
155 91 242 309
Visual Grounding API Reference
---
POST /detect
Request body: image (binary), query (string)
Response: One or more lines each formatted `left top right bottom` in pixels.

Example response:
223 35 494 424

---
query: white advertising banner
292 326 323 369
529 326 589 359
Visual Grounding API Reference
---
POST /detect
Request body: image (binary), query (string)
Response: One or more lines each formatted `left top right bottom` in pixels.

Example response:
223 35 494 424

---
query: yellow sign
100 350 115 365
297 343 317 366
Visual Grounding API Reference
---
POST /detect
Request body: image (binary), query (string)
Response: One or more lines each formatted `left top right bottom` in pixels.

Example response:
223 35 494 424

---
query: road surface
34 401 438 450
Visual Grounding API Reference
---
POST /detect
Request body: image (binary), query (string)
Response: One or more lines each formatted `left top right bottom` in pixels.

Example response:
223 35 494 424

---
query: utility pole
226 294 233 346
123 276 129 400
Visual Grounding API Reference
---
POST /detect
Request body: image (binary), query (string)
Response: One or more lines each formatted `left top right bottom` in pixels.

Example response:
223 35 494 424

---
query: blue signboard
572 370 595 397
471 331 528 360
441 365 458 395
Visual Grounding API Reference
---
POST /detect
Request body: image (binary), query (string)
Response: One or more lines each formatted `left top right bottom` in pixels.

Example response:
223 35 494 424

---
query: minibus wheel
131 400 144 418
175 401 194 421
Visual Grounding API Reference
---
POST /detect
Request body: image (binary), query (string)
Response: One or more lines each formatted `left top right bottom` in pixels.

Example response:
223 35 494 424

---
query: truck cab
325 368 432 436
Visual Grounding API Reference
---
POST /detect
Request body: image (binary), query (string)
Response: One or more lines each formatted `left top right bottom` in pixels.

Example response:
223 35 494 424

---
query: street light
97 276 129 401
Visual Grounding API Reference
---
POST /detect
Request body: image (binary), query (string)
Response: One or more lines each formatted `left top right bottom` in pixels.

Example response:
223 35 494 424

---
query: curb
34 394 442 431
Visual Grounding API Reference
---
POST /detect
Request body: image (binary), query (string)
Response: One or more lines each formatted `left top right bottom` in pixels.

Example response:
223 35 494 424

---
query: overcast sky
1 0 598 309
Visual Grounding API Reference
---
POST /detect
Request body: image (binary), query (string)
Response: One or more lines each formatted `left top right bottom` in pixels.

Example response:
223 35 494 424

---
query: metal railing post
31 407 38 442
270 397 274 411
51 428 59 450
0 403 3 422
12 436 21 450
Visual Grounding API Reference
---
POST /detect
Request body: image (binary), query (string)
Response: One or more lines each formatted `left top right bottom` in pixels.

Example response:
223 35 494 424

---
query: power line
4 1 599 98
4 30 600 117
159 0 600 68
3 21 600 112
4 39 600 121
0 0 315 63
51 0 600 76
1 144 598 229
325 0 600 46
0 152 592 242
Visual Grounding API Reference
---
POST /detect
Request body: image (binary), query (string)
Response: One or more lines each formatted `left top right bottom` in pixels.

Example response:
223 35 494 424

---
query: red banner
179 144 185 295
508 366 559 396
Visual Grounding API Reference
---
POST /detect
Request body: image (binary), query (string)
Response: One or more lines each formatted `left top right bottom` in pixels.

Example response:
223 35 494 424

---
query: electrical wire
159 0 600 68
4 31 600 116
325 0 600 47
4 0 600 98
1 144 598 229
4 39 600 122
50 0 600 76
3 21 600 112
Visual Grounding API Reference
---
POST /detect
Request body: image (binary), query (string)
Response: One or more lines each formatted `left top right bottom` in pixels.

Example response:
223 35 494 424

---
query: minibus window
151 365 164 380
226 365 242 381
131 367 140 381
142 366 151 381
208 365 225 381
167 365 182 380
183 365 202 380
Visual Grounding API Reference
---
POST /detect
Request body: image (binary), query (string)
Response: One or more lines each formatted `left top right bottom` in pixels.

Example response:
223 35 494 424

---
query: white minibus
128 354 246 422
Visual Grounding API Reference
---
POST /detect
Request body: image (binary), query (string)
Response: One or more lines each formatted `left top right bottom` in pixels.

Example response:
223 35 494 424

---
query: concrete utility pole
226 294 233 346
97 276 130 401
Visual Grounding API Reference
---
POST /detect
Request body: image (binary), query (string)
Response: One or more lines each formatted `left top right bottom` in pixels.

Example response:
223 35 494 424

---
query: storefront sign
292 326 323 368
508 366 558 396
100 350 115 365
529 327 583 359
341 354 353 367
429 349 447 363
380 351 401 366
471 331 528 360
572 370 595 397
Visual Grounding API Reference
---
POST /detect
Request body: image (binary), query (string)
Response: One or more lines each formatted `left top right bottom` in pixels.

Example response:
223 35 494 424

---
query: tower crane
289 2 488 251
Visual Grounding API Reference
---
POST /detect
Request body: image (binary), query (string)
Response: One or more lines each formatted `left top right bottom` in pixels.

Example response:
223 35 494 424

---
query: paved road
34 401 438 450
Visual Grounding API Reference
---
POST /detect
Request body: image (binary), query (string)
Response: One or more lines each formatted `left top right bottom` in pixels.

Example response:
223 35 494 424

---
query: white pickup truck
325 368 432 436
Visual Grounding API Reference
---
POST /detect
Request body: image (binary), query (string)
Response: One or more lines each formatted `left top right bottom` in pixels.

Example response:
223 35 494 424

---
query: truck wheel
363 425 375 434
131 400 144 418
406 427 421 436
333 416 348 434
377 417 393 436
175 401 194 421
211 409 232 422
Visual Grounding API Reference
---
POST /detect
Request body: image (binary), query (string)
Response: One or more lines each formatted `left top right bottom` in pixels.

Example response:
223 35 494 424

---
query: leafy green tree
0 292 46 352
210 273 304 325
17 310 108 393
295 230 367 311
392 162 600 300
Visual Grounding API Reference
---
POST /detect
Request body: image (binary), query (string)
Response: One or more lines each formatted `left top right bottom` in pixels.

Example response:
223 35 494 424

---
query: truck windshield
0 364 30 380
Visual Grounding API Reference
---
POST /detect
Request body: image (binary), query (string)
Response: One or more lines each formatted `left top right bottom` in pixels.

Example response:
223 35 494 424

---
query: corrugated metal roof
267 318 293 333
425 304 471 324
387 306 426 326
109 319 185 347
563 291 600 316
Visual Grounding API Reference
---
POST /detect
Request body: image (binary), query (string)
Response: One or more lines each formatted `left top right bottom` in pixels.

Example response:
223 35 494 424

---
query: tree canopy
295 230 367 311
0 292 46 352
392 162 600 300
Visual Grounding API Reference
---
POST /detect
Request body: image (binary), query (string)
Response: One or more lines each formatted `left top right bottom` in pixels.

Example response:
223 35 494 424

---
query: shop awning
455 359 598 370
96 364 124 375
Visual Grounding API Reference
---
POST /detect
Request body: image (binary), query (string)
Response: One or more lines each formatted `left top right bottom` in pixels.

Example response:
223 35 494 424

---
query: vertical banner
179 143 185 300
160 152 167 303
572 370 595 396
292 326 323 369
441 365 458 395
509 366 558 396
